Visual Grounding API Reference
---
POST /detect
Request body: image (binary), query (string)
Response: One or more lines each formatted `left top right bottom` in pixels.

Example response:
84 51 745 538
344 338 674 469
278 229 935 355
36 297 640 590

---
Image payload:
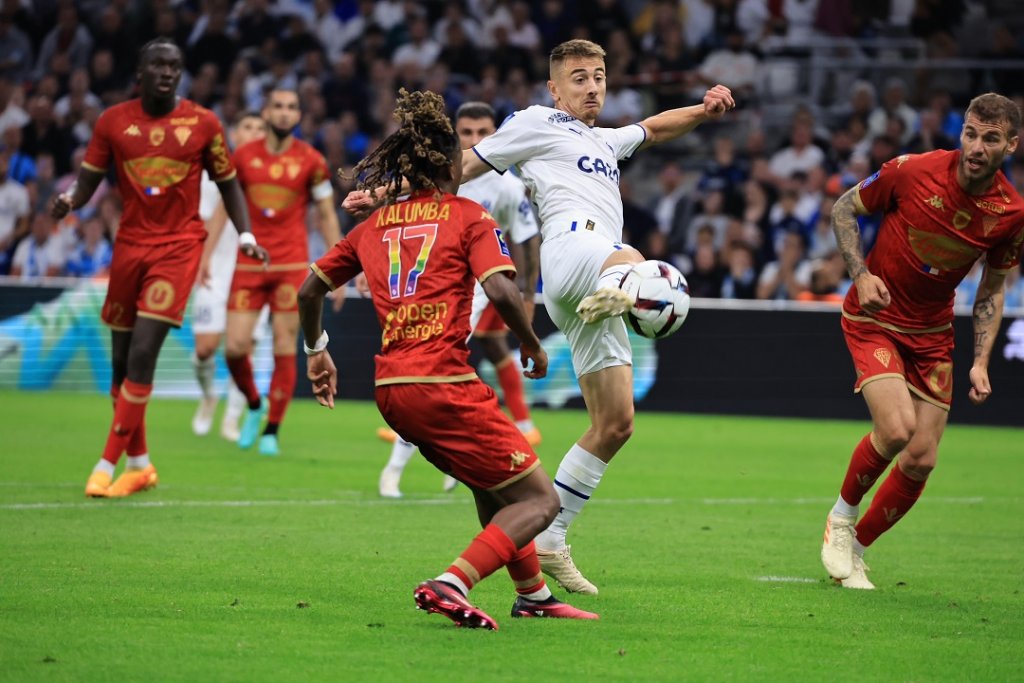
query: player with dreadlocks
298 90 598 629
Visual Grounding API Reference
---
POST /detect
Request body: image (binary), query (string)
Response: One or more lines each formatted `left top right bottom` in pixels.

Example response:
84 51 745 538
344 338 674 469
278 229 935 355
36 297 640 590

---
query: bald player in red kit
820 92 1024 589
52 38 267 497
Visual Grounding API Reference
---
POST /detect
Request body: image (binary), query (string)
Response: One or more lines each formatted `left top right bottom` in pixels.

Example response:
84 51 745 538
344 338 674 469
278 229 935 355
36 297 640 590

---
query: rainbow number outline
382 223 439 299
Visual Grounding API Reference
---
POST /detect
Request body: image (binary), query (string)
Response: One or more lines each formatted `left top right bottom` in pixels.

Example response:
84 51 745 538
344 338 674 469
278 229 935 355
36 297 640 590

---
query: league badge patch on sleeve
494 228 510 257
860 171 880 189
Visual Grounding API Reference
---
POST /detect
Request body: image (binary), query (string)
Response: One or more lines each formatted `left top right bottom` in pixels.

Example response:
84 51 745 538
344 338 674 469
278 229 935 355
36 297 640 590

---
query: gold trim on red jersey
236 261 308 272
310 263 336 290
488 460 541 492
841 310 952 334
478 265 516 283
907 383 952 411
374 373 478 387
81 161 106 173
137 311 184 327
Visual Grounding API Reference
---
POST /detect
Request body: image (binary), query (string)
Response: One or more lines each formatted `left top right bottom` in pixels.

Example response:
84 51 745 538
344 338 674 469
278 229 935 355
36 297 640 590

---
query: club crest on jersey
149 127 165 146
174 126 191 146
953 209 972 230
577 156 619 184
494 228 510 256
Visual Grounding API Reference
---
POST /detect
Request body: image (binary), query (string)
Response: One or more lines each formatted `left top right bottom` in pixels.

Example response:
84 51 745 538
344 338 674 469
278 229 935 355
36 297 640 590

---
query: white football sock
596 263 634 291
520 584 552 602
832 496 859 518
126 454 150 469
535 444 607 551
224 377 246 422
515 419 535 433
436 572 470 596
192 352 216 399
386 438 416 473
93 459 115 477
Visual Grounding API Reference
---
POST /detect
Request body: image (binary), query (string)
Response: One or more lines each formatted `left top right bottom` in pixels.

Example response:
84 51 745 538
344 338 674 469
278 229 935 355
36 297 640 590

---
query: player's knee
598 414 634 449
224 337 251 358
902 461 934 480
876 417 915 455
194 342 217 360
536 486 561 527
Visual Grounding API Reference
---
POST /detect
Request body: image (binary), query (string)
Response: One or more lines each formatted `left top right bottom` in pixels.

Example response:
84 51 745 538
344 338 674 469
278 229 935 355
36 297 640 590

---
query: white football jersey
472 105 646 243
198 172 238 276
459 171 538 245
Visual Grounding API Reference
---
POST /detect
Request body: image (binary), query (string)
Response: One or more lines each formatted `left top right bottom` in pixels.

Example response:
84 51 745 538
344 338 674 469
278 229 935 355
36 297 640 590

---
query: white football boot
821 512 857 580
536 545 598 594
576 288 632 324
837 555 875 590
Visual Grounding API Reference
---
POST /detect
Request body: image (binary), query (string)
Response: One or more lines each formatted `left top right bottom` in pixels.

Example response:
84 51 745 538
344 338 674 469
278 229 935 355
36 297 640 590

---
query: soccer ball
619 260 691 338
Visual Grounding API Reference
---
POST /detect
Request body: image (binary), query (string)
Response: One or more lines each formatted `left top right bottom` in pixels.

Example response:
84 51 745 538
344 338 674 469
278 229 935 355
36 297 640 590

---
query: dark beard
269 124 293 141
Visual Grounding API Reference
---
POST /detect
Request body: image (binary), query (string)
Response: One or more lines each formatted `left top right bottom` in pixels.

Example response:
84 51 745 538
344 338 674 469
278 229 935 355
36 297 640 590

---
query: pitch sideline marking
756 576 820 584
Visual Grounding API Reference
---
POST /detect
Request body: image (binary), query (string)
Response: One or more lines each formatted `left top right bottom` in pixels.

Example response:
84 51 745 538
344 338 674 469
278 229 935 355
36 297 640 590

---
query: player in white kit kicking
377 101 542 498
347 39 734 593
190 112 267 439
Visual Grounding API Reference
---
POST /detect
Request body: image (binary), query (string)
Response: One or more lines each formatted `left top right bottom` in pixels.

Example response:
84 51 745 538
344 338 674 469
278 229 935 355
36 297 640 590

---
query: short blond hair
549 39 606 78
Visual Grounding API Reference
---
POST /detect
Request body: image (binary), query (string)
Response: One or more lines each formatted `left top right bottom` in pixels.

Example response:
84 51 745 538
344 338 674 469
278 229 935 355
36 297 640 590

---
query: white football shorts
540 229 632 376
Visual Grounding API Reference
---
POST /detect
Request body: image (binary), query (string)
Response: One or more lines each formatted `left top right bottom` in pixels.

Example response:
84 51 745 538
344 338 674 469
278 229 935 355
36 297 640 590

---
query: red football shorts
102 239 202 329
228 267 306 313
842 315 954 409
473 302 508 336
376 380 540 491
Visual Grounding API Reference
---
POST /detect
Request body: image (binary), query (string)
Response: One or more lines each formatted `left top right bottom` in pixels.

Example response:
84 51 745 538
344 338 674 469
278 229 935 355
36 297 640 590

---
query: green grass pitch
1 391 1021 681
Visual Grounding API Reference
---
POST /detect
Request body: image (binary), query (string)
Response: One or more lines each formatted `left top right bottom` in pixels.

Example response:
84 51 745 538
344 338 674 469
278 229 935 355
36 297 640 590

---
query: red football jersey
848 150 1024 330
82 99 235 246
234 138 331 269
312 191 516 384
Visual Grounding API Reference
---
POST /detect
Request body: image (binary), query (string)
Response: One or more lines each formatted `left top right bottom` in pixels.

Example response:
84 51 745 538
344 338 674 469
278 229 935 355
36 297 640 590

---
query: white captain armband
304 330 329 356
311 180 334 201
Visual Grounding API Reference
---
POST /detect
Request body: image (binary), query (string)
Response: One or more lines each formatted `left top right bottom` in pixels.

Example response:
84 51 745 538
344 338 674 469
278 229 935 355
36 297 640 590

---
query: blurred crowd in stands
0 0 1022 306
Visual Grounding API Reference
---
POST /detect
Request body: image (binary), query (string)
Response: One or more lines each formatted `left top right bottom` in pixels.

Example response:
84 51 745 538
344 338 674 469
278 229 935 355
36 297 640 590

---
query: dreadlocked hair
346 89 458 204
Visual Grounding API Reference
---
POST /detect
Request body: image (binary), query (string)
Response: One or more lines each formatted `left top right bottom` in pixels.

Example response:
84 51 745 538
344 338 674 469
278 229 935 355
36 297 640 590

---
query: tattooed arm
831 185 891 313
967 265 1008 405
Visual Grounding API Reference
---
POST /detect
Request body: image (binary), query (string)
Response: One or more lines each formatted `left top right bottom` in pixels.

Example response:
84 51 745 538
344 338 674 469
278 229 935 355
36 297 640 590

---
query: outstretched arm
482 271 547 379
637 85 735 150
51 168 105 219
342 150 496 217
831 185 890 313
968 265 1008 405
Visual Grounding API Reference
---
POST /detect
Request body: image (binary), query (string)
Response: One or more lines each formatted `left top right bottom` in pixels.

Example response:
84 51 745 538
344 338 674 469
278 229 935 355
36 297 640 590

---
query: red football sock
505 541 547 596
226 355 261 407
101 379 152 466
855 463 927 547
446 523 518 592
111 383 147 456
267 354 296 426
496 356 529 422
839 432 893 506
